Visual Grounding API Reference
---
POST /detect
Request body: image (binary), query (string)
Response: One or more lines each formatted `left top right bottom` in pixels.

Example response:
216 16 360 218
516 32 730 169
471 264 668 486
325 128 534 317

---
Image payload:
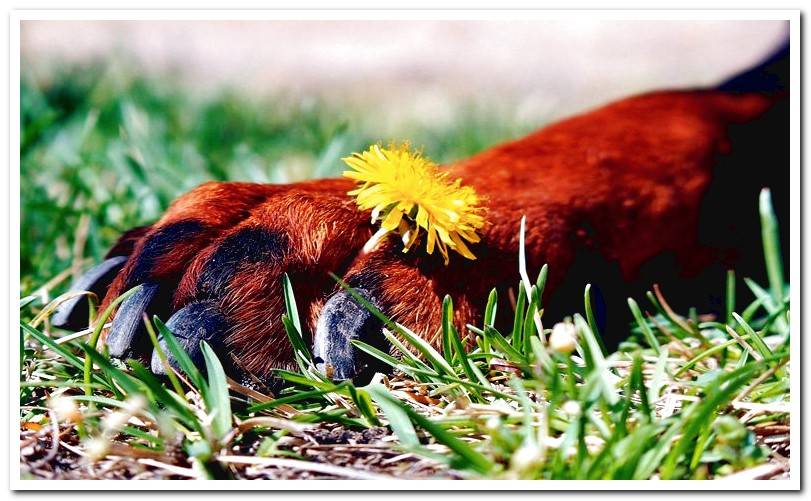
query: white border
9 8 801 492
10 9 802 20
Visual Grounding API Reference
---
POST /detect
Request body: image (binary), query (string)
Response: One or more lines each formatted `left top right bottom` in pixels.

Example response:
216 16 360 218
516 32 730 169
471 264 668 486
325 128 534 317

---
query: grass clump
20 189 790 480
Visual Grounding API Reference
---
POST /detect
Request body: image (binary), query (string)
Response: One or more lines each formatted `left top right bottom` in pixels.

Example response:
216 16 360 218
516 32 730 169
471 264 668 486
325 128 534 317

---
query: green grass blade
248 385 346 412
732 313 773 359
441 295 455 364
79 343 144 397
627 298 661 354
404 367 518 402
631 423 678 479
143 314 186 398
483 288 498 328
382 329 435 377
741 295 766 323
21 322 85 373
744 278 777 313
274 370 335 390
153 316 206 392
529 335 553 373
759 188 784 304
121 425 166 447
675 336 755 377
574 315 617 405
20 295 38 309
522 286 539 356
449 324 486 396
535 264 549 297
647 348 669 407
367 384 420 449
484 326 527 365
726 270 736 324
377 385 494 475
127 360 199 428
350 339 400 369
745 275 789 335
346 385 381 426
584 284 607 354
201 341 233 441
281 314 313 374
394 323 456 377
511 282 527 347
281 273 304 344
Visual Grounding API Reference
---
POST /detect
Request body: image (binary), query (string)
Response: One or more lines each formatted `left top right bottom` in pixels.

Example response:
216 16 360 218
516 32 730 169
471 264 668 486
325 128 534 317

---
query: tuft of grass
20 189 790 480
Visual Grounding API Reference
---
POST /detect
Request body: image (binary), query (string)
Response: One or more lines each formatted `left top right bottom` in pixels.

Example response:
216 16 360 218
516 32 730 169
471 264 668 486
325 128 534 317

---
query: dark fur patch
105 225 152 258
129 221 205 284
194 227 289 301
718 42 788 94
346 269 384 292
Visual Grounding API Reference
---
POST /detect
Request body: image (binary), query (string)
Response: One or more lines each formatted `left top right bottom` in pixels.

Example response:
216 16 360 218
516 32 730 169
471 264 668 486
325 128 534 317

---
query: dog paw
57 178 508 387
56 179 396 386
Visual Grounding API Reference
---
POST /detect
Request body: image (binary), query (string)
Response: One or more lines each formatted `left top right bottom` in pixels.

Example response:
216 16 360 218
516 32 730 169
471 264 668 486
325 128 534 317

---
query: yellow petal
450 232 477 260
426 225 437 255
415 206 429 228
381 208 404 231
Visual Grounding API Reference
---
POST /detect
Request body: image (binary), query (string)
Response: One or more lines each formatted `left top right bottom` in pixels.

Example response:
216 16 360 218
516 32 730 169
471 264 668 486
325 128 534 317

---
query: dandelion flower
342 143 485 264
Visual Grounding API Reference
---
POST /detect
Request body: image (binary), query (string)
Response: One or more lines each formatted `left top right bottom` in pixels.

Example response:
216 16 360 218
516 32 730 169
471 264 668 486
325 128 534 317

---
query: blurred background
20 19 789 295
23 20 788 126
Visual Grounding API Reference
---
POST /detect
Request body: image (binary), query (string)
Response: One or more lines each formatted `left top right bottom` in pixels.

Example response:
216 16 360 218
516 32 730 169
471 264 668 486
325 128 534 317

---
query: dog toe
106 282 161 362
313 288 388 383
151 301 228 375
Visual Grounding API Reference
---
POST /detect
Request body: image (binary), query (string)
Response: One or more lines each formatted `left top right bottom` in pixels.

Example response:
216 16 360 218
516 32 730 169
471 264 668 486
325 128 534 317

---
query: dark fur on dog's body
54 44 790 386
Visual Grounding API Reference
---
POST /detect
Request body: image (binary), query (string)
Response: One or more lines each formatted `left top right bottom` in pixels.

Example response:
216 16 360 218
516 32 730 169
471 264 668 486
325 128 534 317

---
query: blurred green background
20 62 538 295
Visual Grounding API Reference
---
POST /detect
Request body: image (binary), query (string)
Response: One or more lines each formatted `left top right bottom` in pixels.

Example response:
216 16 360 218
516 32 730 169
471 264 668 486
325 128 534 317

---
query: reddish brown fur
101 182 282 309
338 91 773 348
171 180 372 372
101 90 773 378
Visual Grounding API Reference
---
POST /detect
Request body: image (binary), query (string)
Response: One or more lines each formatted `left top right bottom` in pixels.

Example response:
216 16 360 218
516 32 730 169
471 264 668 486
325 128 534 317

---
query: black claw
52 256 128 330
151 301 228 376
106 282 159 361
313 289 389 384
